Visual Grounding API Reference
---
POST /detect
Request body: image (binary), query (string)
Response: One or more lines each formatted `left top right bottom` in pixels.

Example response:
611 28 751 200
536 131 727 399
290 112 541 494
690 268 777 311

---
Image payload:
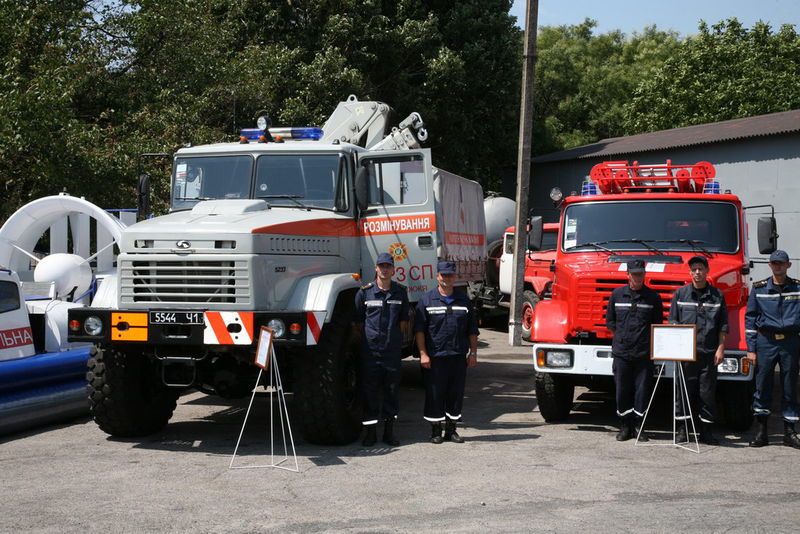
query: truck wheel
294 299 362 445
535 372 574 421
521 290 540 341
719 380 754 431
86 345 179 437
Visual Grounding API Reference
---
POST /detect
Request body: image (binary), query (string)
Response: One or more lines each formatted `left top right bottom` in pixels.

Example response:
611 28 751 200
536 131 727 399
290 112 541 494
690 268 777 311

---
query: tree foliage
624 19 800 133
533 19 680 155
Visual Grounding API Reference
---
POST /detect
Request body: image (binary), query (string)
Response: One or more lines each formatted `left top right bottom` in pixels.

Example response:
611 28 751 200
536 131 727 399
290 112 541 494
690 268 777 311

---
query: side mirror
355 165 369 212
757 216 778 255
527 216 543 251
137 173 150 220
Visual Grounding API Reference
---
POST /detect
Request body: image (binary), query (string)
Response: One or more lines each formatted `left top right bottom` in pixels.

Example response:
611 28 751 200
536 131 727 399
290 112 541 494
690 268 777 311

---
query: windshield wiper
653 239 714 257
175 196 215 201
603 239 666 254
256 194 310 211
570 241 618 255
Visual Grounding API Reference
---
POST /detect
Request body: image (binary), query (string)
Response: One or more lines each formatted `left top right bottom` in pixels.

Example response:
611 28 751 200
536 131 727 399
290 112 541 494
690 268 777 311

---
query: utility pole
509 0 539 346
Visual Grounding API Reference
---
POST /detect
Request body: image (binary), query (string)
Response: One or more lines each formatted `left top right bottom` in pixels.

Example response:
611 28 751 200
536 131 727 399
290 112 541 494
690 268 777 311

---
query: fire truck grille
119 259 250 305
576 277 685 329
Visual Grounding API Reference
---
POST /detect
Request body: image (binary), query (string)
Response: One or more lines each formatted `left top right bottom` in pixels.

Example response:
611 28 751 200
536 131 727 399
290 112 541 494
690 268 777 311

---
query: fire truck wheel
294 298 362 445
719 380 755 431
521 290 540 342
86 345 179 437
535 372 574 421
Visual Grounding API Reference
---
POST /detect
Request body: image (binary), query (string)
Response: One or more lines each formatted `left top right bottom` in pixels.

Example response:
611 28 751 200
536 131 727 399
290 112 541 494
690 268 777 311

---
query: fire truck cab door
357 149 438 301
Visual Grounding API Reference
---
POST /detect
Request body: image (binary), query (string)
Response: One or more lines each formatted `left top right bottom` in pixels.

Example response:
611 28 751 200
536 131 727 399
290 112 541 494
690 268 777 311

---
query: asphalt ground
1 326 799 533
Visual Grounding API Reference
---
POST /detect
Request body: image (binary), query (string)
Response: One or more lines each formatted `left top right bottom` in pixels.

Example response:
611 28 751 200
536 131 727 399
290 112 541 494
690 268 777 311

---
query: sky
510 0 800 36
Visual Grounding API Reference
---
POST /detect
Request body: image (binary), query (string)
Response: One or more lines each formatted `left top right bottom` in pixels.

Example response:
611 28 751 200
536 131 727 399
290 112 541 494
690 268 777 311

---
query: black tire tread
535 372 574 421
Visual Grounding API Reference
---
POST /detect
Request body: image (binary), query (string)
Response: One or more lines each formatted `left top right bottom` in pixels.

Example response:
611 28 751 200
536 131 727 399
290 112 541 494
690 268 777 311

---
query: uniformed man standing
745 250 800 449
414 261 479 444
669 255 728 445
606 259 663 442
354 252 410 447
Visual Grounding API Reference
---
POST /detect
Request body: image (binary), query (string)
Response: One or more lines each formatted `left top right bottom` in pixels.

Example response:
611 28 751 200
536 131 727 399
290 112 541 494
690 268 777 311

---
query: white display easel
636 324 700 453
229 327 299 471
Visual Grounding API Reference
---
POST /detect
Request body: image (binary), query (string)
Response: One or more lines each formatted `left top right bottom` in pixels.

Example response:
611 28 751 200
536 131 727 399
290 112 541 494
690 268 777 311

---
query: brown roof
533 109 800 163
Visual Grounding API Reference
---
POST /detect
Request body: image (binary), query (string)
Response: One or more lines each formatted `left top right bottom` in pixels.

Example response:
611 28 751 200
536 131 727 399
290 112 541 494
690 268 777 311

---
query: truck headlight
84 316 103 336
717 357 739 374
267 319 285 338
545 350 573 368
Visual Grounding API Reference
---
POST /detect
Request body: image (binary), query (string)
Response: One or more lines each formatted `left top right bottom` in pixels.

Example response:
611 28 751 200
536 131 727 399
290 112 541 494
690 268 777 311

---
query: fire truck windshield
562 201 739 254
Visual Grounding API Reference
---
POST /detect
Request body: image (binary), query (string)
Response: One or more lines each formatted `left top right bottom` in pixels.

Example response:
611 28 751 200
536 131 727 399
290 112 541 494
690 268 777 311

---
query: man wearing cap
605 259 663 442
353 252 410 447
414 260 479 444
668 255 728 445
745 249 800 449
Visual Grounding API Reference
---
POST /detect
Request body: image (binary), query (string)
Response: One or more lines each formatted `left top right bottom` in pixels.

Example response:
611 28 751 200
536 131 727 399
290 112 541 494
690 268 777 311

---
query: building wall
530 132 800 281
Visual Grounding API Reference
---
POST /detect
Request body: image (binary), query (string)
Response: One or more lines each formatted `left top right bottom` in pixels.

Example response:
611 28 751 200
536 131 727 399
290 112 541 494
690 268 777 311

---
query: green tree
533 19 679 155
624 18 800 133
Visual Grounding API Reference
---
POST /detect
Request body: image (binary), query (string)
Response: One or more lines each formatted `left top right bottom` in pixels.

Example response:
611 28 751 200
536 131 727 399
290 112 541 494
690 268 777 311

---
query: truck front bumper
67 308 319 347
532 343 753 382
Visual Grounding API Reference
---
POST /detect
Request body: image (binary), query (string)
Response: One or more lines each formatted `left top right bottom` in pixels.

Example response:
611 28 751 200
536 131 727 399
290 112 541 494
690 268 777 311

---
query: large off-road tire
535 372 574 422
86 345 179 437
719 380 754 431
294 296 362 445
520 289 540 342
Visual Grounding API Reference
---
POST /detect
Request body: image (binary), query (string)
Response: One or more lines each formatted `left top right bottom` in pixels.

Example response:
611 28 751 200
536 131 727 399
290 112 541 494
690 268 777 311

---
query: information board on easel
229 326 299 471
637 324 699 452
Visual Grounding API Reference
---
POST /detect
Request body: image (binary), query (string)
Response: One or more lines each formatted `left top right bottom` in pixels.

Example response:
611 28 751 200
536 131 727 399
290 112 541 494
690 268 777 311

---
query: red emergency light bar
589 160 716 195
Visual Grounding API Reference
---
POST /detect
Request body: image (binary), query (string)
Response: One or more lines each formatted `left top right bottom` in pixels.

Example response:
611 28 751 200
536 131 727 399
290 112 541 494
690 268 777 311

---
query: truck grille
576 277 684 329
119 258 250 305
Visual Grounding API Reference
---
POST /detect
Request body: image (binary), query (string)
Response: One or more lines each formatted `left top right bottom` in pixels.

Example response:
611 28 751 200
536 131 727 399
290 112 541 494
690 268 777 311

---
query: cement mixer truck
66 96 487 444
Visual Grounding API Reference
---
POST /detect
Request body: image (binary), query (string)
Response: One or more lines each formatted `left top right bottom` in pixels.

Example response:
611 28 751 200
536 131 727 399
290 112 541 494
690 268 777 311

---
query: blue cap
769 250 790 263
376 252 394 266
626 259 646 273
437 260 457 274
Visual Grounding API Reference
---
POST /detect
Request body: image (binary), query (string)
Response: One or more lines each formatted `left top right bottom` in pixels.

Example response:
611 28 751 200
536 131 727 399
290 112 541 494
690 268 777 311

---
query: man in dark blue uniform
354 252 410 447
414 261 479 444
745 249 800 449
669 255 728 445
606 259 663 442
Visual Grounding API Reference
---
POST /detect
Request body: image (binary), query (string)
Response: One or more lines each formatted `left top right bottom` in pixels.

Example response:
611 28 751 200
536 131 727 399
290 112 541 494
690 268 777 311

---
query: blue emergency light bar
238 127 324 141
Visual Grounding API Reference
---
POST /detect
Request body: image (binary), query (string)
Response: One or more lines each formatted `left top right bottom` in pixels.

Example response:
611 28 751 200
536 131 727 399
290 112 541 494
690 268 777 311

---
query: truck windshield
562 201 739 253
0 280 20 313
172 156 253 210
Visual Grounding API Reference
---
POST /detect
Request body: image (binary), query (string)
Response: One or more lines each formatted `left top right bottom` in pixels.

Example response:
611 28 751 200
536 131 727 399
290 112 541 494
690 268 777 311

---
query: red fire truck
530 160 776 430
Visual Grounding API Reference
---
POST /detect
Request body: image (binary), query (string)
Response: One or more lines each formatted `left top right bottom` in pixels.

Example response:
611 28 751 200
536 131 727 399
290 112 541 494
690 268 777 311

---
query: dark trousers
423 354 467 422
753 334 800 422
613 356 653 420
361 357 401 425
675 352 718 423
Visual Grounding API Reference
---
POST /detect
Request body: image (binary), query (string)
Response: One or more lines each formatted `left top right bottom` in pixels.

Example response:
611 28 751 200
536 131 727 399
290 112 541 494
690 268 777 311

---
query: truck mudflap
532 343 754 381
67 308 324 347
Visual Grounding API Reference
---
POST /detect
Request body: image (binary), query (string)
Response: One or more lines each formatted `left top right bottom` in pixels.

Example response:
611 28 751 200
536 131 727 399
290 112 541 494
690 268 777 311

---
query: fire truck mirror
527 216 543 251
137 173 150 219
355 165 369 212
757 216 778 255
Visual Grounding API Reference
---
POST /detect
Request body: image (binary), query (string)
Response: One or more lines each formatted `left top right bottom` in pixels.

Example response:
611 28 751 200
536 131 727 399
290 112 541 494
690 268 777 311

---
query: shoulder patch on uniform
753 279 768 288
360 282 374 290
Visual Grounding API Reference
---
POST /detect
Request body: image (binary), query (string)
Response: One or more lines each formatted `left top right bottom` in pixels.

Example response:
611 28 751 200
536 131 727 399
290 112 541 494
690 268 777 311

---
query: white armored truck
68 96 486 444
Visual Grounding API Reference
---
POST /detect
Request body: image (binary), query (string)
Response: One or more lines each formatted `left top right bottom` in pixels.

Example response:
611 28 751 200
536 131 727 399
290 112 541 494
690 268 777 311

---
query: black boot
699 421 719 445
444 420 464 443
749 415 769 447
783 421 800 449
382 419 399 446
634 419 650 442
430 422 443 444
362 424 377 447
675 422 688 443
616 419 633 441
